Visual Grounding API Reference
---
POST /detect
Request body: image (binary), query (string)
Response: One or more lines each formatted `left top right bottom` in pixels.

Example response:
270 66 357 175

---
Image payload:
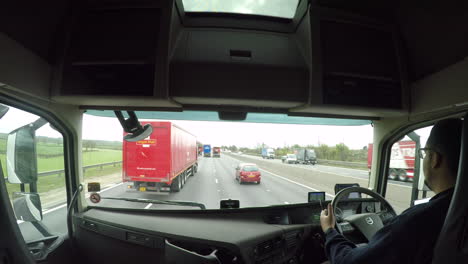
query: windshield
83 113 374 210
182 0 300 19
243 165 259 172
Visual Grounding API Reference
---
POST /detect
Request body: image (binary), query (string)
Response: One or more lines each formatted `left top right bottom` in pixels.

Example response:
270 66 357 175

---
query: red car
235 163 261 184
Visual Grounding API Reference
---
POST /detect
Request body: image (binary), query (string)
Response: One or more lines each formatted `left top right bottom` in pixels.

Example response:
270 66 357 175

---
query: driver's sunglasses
419 148 435 159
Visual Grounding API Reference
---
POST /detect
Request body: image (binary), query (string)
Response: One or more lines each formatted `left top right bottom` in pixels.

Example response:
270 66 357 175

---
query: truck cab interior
1 0 467 263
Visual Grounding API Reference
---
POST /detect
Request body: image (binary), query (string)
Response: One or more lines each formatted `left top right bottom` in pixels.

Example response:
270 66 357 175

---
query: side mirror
12 192 43 222
235 167 240 170
7 125 38 184
0 104 9 119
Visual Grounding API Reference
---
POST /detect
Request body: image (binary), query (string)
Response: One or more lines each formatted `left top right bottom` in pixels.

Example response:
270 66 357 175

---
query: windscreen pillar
407 132 421 206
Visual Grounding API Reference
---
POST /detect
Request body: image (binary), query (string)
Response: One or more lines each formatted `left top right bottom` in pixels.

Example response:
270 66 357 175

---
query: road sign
90 192 101 204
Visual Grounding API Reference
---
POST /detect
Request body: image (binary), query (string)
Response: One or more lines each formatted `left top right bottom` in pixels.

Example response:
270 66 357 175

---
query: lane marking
259 168 335 198
315 164 368 173
215 178 219 184
388 183 412 189
99 182 124 194
42 203 67 215
308 168 368 181
144 203 153 209
17 181 125 225
284 202 290 204
230 154 366 181
229 154 412 189
266 189 271 192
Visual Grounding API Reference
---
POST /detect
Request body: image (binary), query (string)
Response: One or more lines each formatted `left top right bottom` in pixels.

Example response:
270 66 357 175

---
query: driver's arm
324 226 397 264
321 204 401 264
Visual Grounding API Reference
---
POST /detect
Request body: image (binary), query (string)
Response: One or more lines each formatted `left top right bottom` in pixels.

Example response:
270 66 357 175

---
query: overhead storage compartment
307 6 407 113
169 30 309 107
49 0 408 117
53 0 174 104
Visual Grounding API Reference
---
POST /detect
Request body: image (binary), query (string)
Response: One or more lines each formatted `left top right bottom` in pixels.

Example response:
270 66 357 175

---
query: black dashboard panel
74 200 384 263
74 203 330 264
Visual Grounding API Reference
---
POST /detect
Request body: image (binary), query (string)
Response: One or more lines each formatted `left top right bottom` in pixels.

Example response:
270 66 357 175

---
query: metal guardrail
231 153 367 169
38 161 122 177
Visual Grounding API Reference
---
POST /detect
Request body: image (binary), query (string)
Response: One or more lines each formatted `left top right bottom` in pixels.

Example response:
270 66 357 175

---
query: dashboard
334 198 380 221
74 200 380 264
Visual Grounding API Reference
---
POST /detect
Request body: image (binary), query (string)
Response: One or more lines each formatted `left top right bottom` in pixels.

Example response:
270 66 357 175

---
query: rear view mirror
12 192 43 222
7 125 38 184
114 111 153 142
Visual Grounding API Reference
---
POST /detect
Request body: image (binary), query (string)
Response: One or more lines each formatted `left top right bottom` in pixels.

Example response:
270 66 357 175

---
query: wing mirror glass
12 192 43 222
7 125 38 184
0 104 9 119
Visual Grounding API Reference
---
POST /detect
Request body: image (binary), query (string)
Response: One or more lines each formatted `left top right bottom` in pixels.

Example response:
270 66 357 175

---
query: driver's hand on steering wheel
320 203 336 233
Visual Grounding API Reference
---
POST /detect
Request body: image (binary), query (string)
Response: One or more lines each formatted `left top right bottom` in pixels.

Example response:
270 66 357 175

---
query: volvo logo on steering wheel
365 217 374 225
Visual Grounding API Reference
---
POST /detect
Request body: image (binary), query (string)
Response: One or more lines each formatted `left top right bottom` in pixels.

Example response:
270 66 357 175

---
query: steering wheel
331 187 397 241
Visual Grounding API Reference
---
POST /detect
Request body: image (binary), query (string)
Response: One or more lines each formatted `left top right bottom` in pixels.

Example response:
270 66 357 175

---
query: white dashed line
144 203 153 209
259 168 335 198
266 189 271 192
388 183 412 189
42 203 67 215
284 202 290 204
17 182 124 225
215 178 219 184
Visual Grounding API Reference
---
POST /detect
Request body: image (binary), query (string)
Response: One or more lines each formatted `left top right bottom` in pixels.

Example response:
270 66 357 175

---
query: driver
320 119 462 264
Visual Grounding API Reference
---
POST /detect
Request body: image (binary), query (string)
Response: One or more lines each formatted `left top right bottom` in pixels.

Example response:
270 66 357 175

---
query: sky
0 107 62 138
0 105 434 150
81 114 374 149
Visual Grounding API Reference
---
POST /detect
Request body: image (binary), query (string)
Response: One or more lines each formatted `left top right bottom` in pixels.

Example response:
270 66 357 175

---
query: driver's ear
430 151 443 169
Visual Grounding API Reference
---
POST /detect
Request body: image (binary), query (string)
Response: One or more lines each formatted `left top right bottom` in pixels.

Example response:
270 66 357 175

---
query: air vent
254 237 285 263
284 231 300 249
230 50 252 61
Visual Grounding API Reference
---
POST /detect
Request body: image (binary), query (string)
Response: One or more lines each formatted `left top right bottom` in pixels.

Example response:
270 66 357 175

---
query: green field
3 147 122 199
37 143 64 156
1 149 121 174
82 149 122 166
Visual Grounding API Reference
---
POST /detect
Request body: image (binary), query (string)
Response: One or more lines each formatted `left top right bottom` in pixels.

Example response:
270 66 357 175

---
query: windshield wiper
100 197 206 210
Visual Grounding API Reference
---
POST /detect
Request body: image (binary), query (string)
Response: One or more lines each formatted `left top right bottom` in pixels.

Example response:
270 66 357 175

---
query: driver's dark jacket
324 188 454 264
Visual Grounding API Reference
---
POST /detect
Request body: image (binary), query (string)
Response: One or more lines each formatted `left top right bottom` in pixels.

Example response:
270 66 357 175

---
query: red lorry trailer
123 121 198 192
213 147 221 158
368 140 415 182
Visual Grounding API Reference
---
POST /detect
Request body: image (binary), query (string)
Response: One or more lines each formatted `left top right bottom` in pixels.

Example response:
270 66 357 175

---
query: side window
385 125 436 213
0 104 66 242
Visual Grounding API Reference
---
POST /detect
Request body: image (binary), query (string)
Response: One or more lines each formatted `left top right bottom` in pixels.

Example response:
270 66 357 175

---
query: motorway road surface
95 154 317 209
18 154 420 242
237 153 413 188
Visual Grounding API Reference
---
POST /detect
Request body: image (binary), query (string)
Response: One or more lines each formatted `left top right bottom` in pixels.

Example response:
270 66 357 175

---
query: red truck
213 147 221 158
368 140 415 182
123 121 198 192
198 146 203 156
